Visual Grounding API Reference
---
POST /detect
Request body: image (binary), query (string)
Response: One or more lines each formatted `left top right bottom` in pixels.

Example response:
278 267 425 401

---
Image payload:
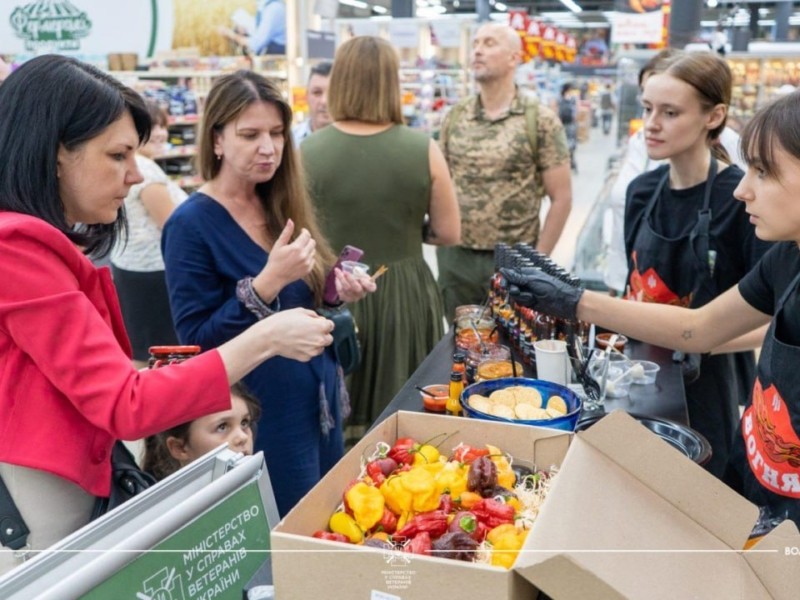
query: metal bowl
576 413 712 466
460 377 582 432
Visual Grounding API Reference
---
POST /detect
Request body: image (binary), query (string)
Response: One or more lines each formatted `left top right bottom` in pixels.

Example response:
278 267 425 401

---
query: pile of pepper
310 437 555 569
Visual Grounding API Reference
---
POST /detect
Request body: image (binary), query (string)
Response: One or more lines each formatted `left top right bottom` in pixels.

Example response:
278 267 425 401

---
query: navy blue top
162 192 343 516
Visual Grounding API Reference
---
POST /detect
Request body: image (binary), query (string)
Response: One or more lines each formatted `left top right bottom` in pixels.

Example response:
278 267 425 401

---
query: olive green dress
301 124 445 433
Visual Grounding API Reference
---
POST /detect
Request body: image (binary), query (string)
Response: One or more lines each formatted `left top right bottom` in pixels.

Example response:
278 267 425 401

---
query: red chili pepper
312 530 350 543
404 531 432 555
451 444 491 465
395 510 449 540
472 498 515 529
375 507 397 534
438 493 453 514
388 437 417 465
366 461 386 486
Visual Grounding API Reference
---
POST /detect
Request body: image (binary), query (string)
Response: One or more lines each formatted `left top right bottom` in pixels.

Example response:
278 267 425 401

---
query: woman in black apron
501 88 800 528
623 52 770 477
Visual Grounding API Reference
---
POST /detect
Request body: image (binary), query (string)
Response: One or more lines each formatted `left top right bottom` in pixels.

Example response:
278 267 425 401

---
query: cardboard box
272 411 571 599
271 411 800 599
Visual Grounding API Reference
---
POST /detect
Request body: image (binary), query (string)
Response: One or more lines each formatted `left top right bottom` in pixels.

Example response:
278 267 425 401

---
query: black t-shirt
625 164 772 300
739 241 800 347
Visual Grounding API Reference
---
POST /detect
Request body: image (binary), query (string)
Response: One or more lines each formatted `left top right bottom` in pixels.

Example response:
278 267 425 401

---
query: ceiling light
495 2 508 11
707 0 718 7
372 4 388 13
558 0 582 13
339 0 369 9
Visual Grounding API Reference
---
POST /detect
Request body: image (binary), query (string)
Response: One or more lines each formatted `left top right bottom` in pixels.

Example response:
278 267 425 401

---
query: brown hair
328 36 403 125
142 382 262 481
144 98 168 128
740 89 800 180
638 49 681 88
661 52 732 163
197 70 334 301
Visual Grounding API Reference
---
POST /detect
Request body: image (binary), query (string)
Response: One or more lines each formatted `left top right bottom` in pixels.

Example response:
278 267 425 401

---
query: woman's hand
334 268 377 304
260 308 334 362
217 308 334 384
253 219 317 303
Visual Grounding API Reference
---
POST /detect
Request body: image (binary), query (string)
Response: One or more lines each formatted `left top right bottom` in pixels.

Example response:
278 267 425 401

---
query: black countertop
374 330 688 427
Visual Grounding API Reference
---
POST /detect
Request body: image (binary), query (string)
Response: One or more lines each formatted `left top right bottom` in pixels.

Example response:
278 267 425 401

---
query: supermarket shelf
168 115 201 126
152 145 196 161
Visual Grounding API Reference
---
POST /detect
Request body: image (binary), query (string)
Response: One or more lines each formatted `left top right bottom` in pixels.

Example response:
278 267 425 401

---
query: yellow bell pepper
402 467 440 513
329 511 363 544
412 443 440 465
488 524 528 569
345 481 385 530
380 474 413 516
486 444 516 490
435 461 468 498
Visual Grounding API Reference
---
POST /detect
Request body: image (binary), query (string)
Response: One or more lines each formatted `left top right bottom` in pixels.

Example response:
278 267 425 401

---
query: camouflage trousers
436 245 495 321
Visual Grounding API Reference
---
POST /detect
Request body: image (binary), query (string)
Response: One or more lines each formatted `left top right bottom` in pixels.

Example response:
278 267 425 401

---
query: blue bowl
460 377 582 432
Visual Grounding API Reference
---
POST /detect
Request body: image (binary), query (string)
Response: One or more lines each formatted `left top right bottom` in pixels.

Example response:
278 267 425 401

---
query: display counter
375 329 688 426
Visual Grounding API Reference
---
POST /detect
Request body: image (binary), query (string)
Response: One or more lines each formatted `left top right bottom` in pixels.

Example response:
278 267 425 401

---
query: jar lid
148 345 201 355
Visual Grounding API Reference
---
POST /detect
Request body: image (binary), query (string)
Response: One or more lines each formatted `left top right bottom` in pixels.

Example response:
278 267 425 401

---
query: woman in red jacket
0 55 339 574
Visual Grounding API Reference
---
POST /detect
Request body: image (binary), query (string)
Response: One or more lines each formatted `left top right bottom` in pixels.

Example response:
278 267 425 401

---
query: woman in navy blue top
162 71 374 516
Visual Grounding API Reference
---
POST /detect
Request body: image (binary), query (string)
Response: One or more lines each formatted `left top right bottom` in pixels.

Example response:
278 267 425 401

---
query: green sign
81 482 270 600
10 0 92 51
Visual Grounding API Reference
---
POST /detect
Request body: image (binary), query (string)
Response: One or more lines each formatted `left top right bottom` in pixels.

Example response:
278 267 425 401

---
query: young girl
622 51 771 477
503 88 800 527
143 383 261 480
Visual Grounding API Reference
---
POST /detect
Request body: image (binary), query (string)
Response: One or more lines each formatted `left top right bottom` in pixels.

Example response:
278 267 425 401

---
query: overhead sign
0 0 174 58
611 9 664 44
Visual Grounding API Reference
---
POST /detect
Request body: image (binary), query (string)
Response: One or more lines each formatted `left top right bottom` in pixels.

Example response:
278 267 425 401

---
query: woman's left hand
334 268 377 304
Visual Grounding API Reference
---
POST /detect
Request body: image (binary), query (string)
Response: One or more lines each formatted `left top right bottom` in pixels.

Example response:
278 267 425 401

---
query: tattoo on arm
681 330 693 341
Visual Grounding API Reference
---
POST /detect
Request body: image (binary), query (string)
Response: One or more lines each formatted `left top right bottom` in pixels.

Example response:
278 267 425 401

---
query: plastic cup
341 261 370 277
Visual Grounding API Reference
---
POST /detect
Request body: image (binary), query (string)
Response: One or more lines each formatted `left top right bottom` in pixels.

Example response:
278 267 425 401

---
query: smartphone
324 245 364 305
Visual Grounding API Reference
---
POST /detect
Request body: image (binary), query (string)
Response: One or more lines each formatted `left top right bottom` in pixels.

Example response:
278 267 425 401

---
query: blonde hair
328 36 403 125
197 71 335 302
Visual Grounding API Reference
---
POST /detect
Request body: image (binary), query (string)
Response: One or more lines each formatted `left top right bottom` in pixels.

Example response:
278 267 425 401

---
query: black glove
499 267 584 321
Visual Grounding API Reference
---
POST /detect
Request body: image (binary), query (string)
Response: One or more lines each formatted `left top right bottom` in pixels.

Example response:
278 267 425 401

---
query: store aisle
423 120 621 277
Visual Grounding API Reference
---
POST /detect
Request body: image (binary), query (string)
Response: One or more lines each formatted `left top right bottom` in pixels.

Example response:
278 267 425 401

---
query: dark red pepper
404 531 432 555
438 493 453 514
394 510 449 540
312 530 350 543
388 437 417 465
374 507 397 534
366 461 387 486
472 498 515 529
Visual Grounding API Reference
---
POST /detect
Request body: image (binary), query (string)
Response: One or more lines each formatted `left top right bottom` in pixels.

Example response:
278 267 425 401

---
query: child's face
172 396 254 465
734 142 800 243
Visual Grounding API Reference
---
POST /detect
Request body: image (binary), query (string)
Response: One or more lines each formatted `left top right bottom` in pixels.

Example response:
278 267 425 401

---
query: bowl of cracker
460 377 582 432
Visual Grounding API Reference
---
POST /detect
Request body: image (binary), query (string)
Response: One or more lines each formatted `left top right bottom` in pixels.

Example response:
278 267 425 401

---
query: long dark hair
0 55 150 257
142 382 262 481
197 70 335 302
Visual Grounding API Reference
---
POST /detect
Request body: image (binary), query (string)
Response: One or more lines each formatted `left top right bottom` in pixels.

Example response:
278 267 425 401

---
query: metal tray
576 412 712 466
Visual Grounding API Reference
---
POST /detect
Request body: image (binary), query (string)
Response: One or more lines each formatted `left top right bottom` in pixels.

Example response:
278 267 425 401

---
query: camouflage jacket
440 88 569 250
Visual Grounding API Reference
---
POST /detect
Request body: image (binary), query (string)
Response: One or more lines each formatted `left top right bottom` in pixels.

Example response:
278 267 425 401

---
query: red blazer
0 212 231 496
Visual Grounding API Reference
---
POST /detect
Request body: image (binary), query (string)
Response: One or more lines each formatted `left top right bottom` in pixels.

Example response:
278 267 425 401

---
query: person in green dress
301 36 461 441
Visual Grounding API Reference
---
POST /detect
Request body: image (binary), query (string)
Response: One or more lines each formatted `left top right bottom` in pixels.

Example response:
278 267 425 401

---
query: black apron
626 157 742 477
727 270 800 527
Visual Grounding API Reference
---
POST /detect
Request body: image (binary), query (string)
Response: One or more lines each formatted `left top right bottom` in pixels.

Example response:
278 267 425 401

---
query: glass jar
454 316 498 349
148 345 201 369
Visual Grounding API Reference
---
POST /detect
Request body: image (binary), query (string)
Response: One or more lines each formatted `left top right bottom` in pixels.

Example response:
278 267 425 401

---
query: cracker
489 389 517 408
547 395 568 415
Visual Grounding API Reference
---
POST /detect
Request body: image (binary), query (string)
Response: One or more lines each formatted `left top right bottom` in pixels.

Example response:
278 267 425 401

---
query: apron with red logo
731 270 800 525
626 157 742 477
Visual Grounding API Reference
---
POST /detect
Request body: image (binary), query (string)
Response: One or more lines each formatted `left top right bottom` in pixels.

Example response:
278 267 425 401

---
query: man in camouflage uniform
438 23 572 318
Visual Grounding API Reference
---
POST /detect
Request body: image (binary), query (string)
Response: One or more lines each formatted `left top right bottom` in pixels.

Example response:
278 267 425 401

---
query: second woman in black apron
623 52 770 477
